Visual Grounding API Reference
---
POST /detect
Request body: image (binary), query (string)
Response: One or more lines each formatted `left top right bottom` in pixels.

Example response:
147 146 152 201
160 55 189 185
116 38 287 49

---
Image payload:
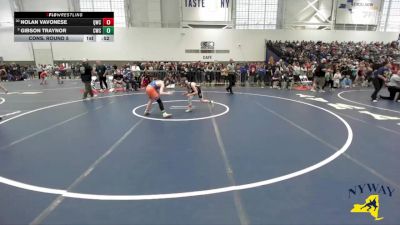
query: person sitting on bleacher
123 67 138 91
112 69 126 91
272 64 281 89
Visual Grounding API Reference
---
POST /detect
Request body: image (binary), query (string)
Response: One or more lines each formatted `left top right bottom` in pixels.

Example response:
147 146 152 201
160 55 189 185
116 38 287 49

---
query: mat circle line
337 90 400 114
0 91 353 200
132 100 229 121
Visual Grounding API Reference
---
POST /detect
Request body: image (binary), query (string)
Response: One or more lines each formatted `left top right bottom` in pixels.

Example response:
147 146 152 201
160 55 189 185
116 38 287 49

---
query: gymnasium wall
0 28 398 62
0 27 34 62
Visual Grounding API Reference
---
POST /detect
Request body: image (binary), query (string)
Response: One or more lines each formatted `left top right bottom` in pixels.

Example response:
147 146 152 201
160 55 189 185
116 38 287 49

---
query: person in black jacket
95 60 108 90
80 58 95 99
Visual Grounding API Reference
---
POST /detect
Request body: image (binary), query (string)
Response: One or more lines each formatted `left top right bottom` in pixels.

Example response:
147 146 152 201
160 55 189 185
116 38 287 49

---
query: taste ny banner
336 0 381 25
182 0 232 22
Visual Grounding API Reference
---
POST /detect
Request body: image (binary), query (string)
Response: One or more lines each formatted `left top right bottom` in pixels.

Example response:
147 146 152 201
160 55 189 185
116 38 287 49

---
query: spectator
240 64 247 86
312 59 327 92
80 58 95 100
333 70 342 88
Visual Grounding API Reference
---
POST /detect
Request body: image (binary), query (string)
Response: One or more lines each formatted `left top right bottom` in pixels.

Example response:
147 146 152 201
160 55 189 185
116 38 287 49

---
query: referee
371 62 391 102
96 60 108 91
226 59 236 94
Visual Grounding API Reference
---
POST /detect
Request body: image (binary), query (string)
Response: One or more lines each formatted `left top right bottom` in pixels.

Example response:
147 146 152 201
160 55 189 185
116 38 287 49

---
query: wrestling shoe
144 111 150 116
163 112 172 118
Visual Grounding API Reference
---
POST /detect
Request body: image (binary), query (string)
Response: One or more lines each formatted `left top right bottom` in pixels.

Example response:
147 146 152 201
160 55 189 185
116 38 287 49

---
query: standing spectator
333 69 342 88
312 59 327 92
80 59 95 100
354 64 365 87
131 63 141 88
305 60 313 80
215 64 221 84
205 63 213 84
249 62 257 84
141 72 150 88
195 62 202 83
188 64 195 82
240 64 247 86
258 64 266 88
221 65 228 84
293 62 301 82
323 65 334 90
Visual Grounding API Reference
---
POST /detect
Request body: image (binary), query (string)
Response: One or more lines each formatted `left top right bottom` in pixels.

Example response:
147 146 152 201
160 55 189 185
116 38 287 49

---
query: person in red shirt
40 70 48 85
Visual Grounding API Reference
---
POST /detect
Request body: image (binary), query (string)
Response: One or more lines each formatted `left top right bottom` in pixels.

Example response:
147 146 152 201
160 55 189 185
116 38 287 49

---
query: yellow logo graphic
351 194 383 221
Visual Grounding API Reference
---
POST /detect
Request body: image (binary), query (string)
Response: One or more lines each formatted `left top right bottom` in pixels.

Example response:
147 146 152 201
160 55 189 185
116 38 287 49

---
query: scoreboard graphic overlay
14 12 114 42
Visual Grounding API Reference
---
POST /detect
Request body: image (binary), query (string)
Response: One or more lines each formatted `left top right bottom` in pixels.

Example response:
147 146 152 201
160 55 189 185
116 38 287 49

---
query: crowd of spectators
267 40 399 65
266 40 399 90
0 63 36 81
1 40 399 92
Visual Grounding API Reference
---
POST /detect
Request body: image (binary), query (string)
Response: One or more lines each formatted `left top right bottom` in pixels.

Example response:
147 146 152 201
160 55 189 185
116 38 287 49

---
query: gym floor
0 80 399 225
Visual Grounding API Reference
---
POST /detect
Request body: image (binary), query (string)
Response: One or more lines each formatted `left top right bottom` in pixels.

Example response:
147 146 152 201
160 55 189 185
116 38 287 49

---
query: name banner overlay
14 26 111 35
15 18 110 27
14 12 114 42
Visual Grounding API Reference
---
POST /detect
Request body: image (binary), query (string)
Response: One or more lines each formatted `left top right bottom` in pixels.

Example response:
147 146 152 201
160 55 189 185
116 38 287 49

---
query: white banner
336 0 381 25
182 0 231 22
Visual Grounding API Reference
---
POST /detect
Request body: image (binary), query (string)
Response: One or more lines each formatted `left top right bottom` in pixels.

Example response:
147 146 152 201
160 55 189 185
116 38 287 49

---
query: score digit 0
102 18 114 26
102 26 114 35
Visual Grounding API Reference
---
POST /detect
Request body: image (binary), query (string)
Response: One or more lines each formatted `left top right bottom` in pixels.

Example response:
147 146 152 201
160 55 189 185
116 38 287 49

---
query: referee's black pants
99 76 108 89
371 78 384 100
226 73 235 94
